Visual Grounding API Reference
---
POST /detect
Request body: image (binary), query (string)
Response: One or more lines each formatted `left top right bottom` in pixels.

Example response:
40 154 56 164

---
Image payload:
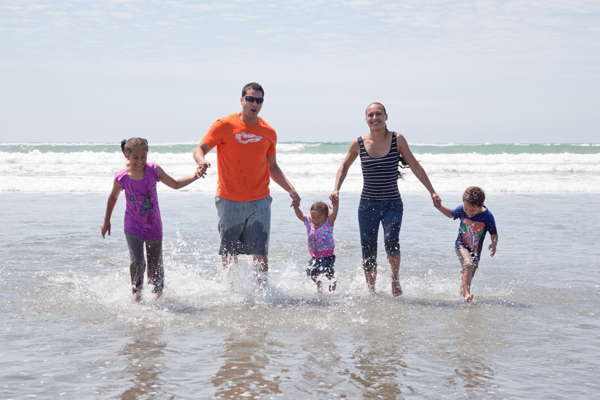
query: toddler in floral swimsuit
293 198 339 293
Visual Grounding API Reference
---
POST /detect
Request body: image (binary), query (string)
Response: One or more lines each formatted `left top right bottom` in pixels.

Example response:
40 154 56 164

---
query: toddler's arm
328 197 339 225
157 165 198 190
101 181 122 238
293 204 304 222
489 234 498 257
434 200 453 219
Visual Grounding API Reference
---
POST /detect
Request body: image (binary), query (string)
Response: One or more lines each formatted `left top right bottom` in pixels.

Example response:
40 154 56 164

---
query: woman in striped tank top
330 103 441 296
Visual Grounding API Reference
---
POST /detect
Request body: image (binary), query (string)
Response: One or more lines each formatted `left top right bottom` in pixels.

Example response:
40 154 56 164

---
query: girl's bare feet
316 281 323 293
155 290 163 300
329 279 337 292
464 293 474 302
392 280 403 297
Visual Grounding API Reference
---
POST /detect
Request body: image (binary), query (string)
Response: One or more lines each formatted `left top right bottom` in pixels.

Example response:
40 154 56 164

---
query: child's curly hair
121 138 149 157
463 186 485 207
310 201 330 216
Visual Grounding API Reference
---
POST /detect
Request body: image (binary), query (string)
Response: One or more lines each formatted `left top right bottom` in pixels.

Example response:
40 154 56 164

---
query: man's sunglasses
244 96 264 104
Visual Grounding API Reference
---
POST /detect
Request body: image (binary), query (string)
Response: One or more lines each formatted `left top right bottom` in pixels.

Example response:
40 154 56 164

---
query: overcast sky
1 0 599 144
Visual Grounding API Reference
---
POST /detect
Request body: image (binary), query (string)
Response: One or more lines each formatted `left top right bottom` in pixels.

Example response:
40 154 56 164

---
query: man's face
240 88 263 120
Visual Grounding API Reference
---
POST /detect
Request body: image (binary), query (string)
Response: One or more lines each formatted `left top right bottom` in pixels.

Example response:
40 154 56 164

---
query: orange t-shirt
203 113 277 202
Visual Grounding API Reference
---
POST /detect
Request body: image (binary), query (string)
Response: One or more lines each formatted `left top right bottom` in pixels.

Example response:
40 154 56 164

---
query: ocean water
2 142 600 194
1 143 600 399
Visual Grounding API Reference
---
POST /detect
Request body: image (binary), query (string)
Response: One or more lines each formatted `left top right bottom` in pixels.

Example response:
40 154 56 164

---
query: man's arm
193 140 213 178
267 154 300 206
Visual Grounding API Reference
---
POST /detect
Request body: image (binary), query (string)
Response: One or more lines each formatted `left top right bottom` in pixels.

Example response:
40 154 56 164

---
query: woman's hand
329 190 339 203
432 192 441 207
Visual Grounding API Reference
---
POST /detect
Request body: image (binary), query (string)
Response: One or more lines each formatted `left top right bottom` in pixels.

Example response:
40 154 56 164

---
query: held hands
432 192 442 208
195 161 211 179
329 190 339 203
101 222 111 238
290 190 301 208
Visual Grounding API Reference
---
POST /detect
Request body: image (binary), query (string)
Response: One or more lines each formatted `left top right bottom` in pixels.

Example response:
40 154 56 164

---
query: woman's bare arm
330 139 360 202
396 133 440 205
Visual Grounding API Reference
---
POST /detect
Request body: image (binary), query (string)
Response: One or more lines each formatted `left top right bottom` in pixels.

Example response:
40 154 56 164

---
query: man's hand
195 161 211 179
290 190 301 208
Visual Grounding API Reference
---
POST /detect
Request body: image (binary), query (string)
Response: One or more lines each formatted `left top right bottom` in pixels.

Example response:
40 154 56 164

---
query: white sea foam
1 150 599 193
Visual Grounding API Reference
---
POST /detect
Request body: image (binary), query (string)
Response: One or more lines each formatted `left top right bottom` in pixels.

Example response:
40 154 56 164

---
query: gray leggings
126 234 164 294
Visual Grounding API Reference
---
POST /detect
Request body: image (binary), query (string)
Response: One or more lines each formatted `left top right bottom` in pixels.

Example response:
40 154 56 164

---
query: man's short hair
242 82 264 97
463 186 485 207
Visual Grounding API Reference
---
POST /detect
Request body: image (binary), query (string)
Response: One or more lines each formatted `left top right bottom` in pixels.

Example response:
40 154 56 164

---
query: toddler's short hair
310 201 329 216
463 186 485 207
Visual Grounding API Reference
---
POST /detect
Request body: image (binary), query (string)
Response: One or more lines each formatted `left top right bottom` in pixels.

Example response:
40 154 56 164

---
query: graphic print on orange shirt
461 219 485 252
235 132 262 144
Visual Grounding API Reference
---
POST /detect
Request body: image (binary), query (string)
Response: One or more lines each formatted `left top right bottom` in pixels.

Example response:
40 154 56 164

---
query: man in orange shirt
193 82 300 289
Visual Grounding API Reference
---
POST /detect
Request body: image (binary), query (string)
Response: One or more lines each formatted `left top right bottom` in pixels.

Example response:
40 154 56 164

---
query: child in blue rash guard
434 187 498 302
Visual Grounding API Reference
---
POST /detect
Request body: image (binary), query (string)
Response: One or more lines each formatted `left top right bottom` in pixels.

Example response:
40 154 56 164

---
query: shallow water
1 192 599 399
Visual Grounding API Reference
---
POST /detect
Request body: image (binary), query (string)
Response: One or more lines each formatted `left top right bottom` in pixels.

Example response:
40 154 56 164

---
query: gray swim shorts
455 247 480 274
215 196 272 256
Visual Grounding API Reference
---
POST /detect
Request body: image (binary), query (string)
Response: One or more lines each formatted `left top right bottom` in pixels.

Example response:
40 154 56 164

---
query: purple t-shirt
115 162 163 241
303 215 335 258
451 205 497 259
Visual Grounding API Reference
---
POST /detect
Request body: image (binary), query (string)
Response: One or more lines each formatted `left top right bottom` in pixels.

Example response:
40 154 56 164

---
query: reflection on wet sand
451 355 496 397
119 329 167 400
444 308 503 397
297 331 345 397
341 328 410 398
211 331 282 398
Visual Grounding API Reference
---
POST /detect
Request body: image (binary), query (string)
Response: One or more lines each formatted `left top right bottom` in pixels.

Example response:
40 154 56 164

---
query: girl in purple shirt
293 198 339 293
101 138 201 301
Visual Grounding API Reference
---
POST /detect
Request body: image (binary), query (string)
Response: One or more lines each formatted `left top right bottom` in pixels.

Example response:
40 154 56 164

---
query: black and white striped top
358 132 402 200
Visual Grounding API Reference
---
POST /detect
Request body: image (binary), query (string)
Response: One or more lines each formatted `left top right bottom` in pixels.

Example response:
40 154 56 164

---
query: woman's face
365 104 388 131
